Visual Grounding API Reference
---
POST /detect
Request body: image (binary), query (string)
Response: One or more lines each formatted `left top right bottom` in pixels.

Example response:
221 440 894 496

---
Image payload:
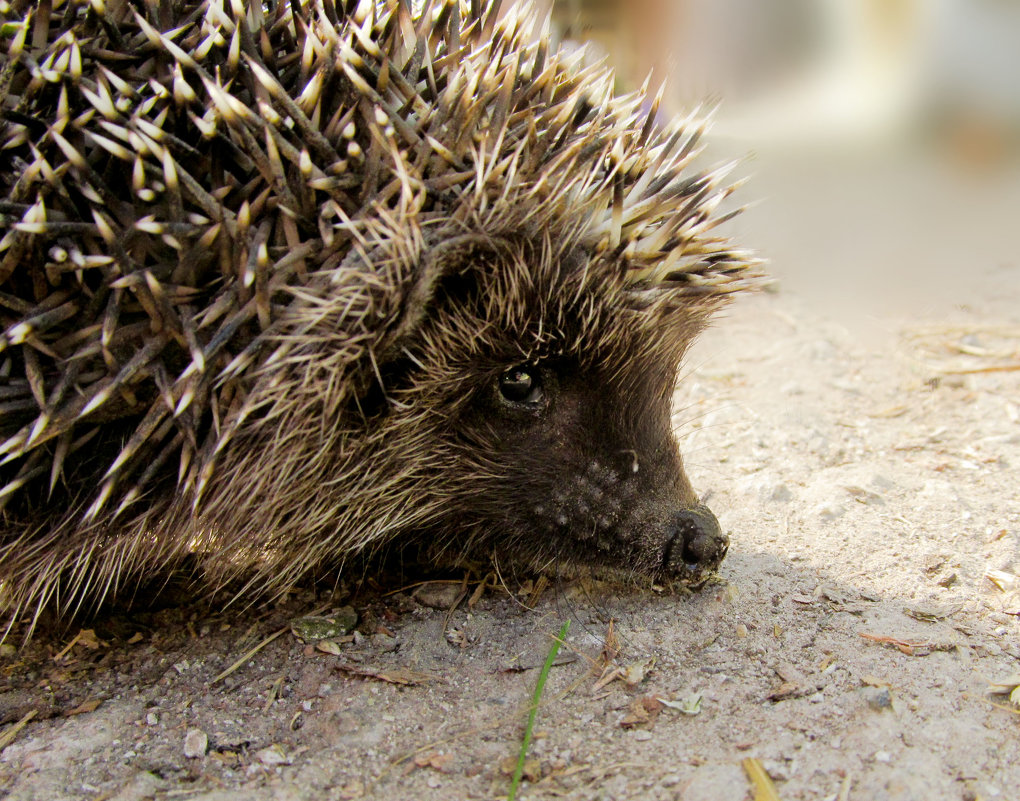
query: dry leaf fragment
316 639 347 655
334 662 441 686
985 569 1018 591
500 755 541 781
53 629 104 662
621 658 654 687
619 695 663 728
658 692 703 716
66 698 102 716
467 573 491 609
858 632 932 656
591 657 654 692
414 752 454 772
526 575 549 605
986 675 1020 706
600 619 620 666
767 682 808 702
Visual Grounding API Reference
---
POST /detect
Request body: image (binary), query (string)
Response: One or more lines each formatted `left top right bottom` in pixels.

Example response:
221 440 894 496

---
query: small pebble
413 583 463 609
183 728 208 759
863 686 892 710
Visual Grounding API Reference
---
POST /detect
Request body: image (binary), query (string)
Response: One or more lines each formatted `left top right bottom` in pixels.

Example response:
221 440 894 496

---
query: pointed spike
84 480 115 522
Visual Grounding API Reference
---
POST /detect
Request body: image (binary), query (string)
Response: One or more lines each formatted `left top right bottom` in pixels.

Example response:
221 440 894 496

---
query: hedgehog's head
363 229 730 584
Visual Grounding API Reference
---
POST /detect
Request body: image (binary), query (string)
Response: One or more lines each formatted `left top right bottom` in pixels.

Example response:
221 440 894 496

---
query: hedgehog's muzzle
662 505 729 576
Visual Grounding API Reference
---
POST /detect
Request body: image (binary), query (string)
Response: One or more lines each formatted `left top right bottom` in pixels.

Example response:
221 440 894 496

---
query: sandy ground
1 141 1018 801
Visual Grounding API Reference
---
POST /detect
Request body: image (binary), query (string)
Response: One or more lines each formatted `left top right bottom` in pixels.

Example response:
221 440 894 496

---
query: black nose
664 505 729 575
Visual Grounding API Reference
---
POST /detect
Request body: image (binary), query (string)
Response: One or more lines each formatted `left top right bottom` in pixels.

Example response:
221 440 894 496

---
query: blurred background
513 0 1020 320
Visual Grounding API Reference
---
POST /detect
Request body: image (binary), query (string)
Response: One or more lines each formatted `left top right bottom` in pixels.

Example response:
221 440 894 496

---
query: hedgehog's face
456 355 726 584
396 236 728 584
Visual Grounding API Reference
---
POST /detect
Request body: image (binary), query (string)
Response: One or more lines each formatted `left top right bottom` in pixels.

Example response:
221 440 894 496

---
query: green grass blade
508 619 571 801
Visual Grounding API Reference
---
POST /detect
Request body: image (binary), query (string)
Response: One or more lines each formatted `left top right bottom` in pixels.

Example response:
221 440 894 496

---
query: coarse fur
0 0 761 632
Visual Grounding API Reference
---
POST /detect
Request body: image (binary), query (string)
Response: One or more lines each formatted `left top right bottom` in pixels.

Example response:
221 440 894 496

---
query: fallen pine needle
858 632 931 655
936 363 1020 375
210 627 288 685
0 710 37 750
742 757 782 801
210 603 332 685
508 620 570 801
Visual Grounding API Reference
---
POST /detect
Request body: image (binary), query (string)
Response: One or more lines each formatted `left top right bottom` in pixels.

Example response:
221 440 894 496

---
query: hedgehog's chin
521 559 724 594
487 540 727 592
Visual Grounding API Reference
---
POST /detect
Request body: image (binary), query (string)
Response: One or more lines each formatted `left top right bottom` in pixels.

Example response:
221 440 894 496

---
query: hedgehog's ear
377 233 499 361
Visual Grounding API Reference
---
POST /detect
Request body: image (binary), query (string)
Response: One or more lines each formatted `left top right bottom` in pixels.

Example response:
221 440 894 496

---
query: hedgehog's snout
663 505 728 575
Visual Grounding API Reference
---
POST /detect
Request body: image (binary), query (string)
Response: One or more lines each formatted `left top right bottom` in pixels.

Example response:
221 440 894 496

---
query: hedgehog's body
0 0 758 627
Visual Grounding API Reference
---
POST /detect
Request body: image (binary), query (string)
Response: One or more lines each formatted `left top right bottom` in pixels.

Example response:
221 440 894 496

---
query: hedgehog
0 0 760 631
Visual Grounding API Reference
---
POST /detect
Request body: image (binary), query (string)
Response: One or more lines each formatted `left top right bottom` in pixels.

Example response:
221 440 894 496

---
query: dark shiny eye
498 365 544 405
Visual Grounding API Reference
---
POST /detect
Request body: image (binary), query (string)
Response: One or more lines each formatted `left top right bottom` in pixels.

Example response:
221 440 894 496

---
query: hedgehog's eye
498 365 544 406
